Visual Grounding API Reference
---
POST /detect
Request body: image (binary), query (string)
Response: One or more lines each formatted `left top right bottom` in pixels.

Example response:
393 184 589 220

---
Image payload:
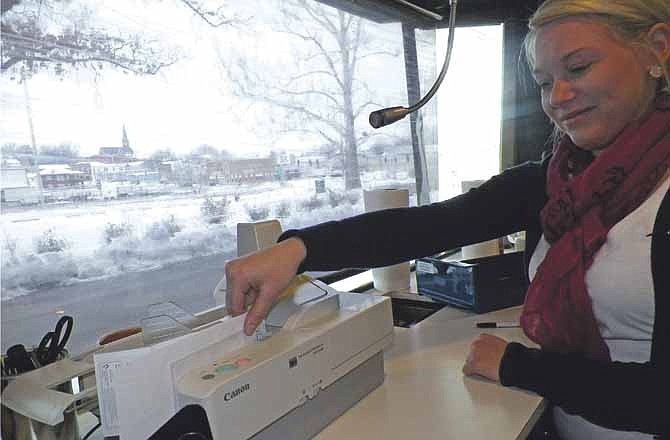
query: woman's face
533 18 658 151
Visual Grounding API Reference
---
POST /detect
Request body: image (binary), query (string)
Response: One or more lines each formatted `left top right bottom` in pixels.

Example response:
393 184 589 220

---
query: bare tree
39 142 80 158
1 0 183 78
219 0 395 190
190 144 233 160
1 0 245 79
179 0 249 28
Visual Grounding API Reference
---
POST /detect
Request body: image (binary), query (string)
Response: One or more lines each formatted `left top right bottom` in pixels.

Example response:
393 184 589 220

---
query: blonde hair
524 0 670 91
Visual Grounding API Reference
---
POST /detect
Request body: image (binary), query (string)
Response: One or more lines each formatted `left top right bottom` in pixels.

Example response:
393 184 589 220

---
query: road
1 252 234 356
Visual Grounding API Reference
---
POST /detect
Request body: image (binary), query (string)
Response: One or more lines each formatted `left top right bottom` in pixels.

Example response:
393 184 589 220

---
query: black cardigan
279 156 670 436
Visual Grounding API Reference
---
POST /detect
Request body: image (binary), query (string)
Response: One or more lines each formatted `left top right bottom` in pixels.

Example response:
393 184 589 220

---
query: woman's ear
646 23 670 66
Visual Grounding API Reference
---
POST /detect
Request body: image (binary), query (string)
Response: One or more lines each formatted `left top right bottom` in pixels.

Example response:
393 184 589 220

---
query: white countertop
315 305 545 439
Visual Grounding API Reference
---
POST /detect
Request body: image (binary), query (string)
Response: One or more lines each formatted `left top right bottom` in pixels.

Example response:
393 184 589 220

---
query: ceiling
315 0 542 28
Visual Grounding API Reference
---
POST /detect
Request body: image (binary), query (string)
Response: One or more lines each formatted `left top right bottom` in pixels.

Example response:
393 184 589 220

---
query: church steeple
122 125 130 150
120 124 134 157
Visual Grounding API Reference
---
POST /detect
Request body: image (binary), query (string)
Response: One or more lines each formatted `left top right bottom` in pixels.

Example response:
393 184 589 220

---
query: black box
415 252 528 314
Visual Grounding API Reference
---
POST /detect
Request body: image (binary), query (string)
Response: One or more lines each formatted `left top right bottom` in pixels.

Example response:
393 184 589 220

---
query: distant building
73 160 156 184
158 157 278 186
70 162 92 181
212 157 277 183
0 158 40 204
206 160 226 184
98 125 135 158
98 146 134 158
159 161 178 183
71 161 115 184
38 164 89 188
85 154 134 164
99 147 135 158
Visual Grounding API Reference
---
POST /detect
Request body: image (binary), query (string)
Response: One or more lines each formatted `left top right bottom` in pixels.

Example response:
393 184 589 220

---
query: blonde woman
226 1 670 437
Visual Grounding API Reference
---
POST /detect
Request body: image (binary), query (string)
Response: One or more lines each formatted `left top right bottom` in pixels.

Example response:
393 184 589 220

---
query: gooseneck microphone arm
369 0 458 129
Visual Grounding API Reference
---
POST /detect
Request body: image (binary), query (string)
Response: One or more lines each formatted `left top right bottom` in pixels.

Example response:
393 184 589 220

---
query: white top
528 176 669 440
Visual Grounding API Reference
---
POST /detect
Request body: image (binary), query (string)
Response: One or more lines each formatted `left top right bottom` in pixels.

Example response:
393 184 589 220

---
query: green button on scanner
215 364 237 374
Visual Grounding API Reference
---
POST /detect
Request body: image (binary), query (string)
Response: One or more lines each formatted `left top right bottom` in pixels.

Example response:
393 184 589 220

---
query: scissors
36 315 73 366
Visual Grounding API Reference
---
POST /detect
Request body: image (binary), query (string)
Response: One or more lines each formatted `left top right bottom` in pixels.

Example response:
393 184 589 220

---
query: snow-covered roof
74 161 107 166
128 171 159 176
1 158 23 168
38 165 84 176
74 161 143 169
40 170 85 176
88 162 125 169
39 164 71 171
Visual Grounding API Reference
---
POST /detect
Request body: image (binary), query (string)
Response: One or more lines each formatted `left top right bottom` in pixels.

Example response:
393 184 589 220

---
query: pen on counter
476 321 520 329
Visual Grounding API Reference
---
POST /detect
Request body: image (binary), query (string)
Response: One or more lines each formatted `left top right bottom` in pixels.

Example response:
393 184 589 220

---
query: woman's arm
280 159 549 272
500 342 669 434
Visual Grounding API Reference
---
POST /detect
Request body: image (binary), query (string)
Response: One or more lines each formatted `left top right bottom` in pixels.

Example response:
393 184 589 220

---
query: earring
650 65 664 79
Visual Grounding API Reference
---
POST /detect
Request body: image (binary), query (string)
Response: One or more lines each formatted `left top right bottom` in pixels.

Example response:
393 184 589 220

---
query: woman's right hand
225 237 307 335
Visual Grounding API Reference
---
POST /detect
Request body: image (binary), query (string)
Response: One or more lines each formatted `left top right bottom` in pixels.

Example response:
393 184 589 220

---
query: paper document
94 311 253 439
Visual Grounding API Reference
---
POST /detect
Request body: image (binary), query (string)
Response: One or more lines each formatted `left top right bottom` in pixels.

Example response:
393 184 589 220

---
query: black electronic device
416 252 528 313
148 404 213 440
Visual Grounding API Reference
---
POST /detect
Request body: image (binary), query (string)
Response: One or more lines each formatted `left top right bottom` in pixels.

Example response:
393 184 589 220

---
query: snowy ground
1 172 416 300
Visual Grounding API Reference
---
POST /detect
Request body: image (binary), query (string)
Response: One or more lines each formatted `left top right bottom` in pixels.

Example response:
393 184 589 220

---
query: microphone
369 106 410 129
369 0 458 129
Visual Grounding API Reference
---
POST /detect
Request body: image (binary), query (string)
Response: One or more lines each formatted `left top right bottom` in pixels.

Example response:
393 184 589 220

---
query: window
436 24 504 200
1 0 502 356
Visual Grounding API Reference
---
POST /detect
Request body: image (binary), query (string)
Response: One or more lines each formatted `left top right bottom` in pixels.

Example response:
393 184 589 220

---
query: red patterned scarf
520 95 670 361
